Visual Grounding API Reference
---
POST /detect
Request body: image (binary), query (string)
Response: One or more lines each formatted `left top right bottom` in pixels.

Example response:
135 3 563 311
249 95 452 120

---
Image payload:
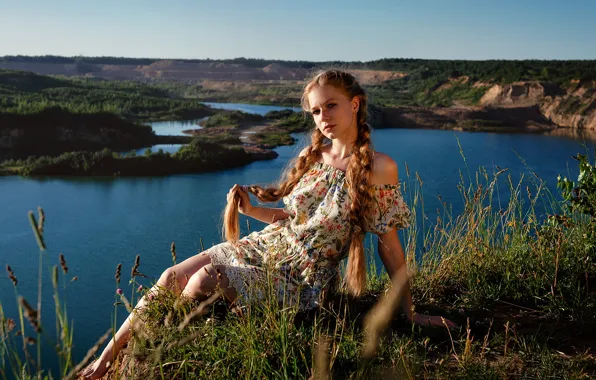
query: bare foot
79 358 110 379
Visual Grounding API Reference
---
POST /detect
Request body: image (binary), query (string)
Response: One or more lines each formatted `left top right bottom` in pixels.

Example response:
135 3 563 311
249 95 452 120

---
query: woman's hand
227 184 253 216
412 313 458 329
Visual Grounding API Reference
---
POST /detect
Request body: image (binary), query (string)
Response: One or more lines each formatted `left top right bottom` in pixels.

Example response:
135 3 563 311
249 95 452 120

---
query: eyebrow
310 98 335 112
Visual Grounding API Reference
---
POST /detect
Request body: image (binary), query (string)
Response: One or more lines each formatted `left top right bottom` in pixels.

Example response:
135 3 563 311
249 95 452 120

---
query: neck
329 120 359 159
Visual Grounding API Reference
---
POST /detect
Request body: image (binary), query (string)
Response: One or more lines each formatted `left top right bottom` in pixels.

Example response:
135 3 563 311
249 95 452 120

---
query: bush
203 111 264 128
558 154 596 217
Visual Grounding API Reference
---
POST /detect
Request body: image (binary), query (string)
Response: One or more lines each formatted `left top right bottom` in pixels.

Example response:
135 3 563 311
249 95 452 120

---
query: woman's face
307 84 359 141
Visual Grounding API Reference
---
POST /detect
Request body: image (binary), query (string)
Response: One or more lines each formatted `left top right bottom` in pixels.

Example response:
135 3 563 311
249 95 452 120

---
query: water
149 118 208 137
127 102 302 156
1 124 595 375
203 102 302 115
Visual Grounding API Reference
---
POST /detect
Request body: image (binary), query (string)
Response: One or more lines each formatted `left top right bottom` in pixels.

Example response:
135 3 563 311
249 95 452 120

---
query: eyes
311 103 336 115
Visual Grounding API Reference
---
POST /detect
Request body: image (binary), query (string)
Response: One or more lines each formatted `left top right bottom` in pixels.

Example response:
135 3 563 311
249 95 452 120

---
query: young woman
81 70 455 379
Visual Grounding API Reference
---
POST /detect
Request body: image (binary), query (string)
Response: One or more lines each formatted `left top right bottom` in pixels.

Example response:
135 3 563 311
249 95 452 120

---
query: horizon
1 0 595 61
3 54 596 63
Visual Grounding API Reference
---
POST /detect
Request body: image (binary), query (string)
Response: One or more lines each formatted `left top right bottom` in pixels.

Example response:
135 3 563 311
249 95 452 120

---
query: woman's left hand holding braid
227 184 254 215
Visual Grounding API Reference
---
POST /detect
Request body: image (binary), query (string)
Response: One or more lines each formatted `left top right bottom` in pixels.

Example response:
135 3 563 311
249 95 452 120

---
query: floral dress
206 161 411 311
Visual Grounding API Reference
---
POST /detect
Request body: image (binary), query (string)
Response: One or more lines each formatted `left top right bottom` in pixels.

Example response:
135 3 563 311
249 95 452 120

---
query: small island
0 70 307 177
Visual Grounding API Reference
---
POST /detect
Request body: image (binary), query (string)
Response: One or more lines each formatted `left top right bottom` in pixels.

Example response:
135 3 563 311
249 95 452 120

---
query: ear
351 96 360 113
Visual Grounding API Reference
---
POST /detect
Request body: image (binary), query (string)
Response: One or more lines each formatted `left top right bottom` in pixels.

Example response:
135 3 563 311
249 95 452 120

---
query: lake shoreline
3 101 596 178
2 120 595 178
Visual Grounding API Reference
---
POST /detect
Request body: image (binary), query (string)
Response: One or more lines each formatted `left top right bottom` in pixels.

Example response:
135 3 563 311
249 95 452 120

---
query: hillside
1 57 595 133
0 107 157 160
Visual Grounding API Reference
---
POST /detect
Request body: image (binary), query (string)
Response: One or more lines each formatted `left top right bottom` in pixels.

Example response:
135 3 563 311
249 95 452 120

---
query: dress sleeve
363 184 411 234
281 194 295 217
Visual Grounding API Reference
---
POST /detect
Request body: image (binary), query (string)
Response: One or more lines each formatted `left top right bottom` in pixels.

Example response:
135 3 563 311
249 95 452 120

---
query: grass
1 153 595 379
201 111 265 129
252 131 296 149
420 81 490 107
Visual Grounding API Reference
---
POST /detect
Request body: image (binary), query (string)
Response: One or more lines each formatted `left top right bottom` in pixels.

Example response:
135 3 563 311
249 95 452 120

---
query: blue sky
0 0 594 61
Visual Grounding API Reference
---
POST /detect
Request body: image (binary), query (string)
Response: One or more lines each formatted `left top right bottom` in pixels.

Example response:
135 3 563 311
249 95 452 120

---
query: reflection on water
149 117 207 136
203 102 301 115
542 128 596 142
130 144 182 156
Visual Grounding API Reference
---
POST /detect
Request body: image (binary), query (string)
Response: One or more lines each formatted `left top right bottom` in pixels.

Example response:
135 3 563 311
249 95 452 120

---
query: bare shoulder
370 152 398 185
299 146 310 157
299 144 328 159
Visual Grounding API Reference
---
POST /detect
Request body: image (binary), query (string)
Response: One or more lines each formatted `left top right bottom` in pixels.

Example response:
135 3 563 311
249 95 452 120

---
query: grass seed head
59 253 68 274
6 264 17 286
18 296 41 333
28 210 46 250
5 318 16 332
131 254 141 277
37 206 45 234
115 263 122 285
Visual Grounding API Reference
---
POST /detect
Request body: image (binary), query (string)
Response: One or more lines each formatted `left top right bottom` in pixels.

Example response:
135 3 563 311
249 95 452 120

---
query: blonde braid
223 129 325 242
345 122 374 296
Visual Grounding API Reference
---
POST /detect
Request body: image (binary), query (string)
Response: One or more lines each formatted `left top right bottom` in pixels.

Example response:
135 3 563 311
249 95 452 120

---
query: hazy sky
1 0 595 61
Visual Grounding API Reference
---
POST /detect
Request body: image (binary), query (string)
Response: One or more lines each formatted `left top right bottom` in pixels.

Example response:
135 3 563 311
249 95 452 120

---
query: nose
320 109 331 120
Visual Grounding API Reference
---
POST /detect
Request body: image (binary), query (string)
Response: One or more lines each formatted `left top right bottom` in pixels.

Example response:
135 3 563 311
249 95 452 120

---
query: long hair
223 69 374 296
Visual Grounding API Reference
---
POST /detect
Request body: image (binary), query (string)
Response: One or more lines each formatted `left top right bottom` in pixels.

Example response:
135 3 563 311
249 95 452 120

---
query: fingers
436 316 459 329
229 185 248 196
227 184 250 204
228 184 246 195
445 319 460 329
227 185 239 201
415 314 459 329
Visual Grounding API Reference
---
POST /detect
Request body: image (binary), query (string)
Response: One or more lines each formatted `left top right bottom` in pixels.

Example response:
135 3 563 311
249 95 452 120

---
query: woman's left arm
371 153 457 328
376 229 413 320
377 230 457 328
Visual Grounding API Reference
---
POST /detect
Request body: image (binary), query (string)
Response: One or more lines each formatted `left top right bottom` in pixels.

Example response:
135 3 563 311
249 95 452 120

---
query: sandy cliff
479 81 595 130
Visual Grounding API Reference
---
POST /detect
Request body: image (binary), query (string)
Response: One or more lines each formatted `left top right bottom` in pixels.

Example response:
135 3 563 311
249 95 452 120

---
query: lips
323 124 336 131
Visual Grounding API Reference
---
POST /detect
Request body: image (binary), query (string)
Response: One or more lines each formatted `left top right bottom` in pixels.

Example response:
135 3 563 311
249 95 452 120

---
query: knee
158 267 184 288
184 268 217 300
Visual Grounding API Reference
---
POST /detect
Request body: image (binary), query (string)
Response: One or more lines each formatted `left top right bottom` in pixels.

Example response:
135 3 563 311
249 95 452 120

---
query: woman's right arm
244 206 291 224
229 184 292 224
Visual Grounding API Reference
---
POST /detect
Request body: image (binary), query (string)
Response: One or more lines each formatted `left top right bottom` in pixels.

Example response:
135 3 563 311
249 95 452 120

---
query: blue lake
203 102 302 114
1 108 595 374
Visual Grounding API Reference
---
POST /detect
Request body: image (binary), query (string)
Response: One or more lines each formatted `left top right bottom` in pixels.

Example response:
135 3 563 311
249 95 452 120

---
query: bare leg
80 252 212 379
181 263 238 301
